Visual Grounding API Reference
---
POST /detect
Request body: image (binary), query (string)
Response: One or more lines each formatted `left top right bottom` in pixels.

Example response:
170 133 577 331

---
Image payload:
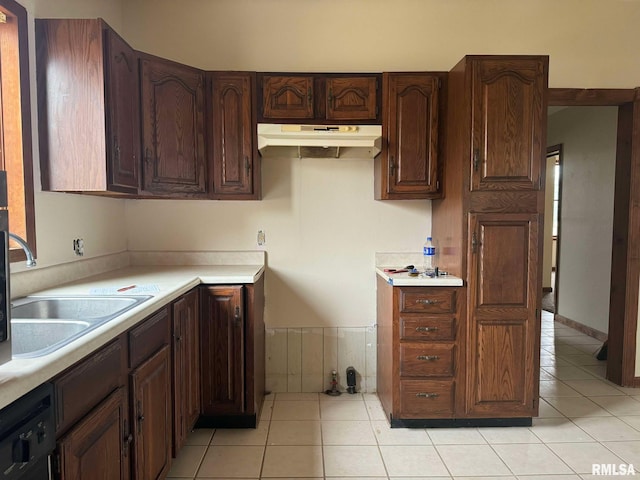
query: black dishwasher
0 383 55 479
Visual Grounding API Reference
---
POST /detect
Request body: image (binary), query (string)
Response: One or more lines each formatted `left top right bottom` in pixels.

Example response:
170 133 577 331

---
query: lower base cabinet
57 387 130 480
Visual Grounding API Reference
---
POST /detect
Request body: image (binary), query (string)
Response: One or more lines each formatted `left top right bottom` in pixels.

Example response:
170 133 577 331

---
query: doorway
542 144 562 315
548 88 640 387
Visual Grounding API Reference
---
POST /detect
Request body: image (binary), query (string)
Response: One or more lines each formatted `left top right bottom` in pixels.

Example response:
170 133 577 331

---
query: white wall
126 157 430 328
9 0 128 273
547 107 618 334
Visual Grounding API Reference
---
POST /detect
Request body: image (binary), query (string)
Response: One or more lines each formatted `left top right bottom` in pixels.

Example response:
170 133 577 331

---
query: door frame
548 88 640 386
545 144 563 314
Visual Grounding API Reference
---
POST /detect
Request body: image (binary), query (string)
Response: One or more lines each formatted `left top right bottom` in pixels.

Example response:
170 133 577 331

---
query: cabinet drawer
399 380 454 418
54 337 125 434
129 306 170 369
399 288 455 314
400 344 454 377
400 316 456 341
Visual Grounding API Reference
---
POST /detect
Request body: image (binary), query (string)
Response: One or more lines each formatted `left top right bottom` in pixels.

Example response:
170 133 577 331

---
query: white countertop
0 264 264 410
376 267 463 287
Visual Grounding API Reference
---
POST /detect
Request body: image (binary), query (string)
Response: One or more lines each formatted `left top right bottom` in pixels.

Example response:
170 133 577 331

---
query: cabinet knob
389 156 396 177
244 156 251 174
307 87 312 103
415 326 438 332
416 355 440 361
415 392 439 398
234 306 241 324
416 299 438 305
473 148 480 171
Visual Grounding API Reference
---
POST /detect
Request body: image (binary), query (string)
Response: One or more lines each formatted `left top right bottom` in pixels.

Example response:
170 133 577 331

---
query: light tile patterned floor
169 311 640 479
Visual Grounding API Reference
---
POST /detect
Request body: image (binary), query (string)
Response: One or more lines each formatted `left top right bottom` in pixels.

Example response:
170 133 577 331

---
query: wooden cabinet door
131 345 172 480
172 289 200 454
262 75 314 119
140 57 207 196
383 73 440 198
200 286 245 416
326 77 377 121
211 73 257 198
466 213 540 417
58 387 131 480
470 57 547 191
104 27 139 194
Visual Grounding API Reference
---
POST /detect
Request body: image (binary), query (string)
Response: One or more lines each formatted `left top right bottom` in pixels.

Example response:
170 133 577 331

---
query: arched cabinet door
470 57 548 192
211 72 259 199
140 56 207 197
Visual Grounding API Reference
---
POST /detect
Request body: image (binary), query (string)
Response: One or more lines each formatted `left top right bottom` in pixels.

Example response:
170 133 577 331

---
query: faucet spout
8 232 36 267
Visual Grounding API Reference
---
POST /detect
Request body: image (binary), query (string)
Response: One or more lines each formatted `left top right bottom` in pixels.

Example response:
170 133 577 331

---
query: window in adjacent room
0 0 36 263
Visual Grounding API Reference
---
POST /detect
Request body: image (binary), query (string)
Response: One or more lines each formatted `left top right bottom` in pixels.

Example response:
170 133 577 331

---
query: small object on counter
117 284 137 292
408 269 419 277
383 268 409 274
405 265 415 270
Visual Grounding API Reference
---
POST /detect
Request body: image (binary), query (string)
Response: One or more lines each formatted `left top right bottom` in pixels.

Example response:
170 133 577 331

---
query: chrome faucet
8 232 36 267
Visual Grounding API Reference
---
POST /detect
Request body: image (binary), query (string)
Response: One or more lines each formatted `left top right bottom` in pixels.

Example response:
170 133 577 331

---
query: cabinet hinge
436 180 440 190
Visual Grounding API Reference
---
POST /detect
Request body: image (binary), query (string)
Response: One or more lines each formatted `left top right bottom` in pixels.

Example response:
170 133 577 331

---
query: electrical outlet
257 230 266 247
73 238 84 256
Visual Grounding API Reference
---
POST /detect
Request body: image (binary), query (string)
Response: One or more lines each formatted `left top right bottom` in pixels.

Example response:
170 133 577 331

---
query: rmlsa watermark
592 463 636 476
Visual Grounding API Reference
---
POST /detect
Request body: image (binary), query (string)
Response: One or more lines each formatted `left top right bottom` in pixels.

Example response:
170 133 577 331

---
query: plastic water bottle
423 236 435 274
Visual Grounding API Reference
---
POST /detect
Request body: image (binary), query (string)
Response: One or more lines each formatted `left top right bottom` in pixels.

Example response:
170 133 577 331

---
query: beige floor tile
619 415 640 431
601 440 640 465
185 429 215 446
478 426 541 444
493 443 573 475
275 392 319 401
539 380 581 398
323 445 387 477
563 380 626 397
167 445 207 478
427 427 487 445
210 421 269 446
544 397 611 418
261 400 274 421
365 400 388 420
196 445 264 478
371 420 432 445
530 418 594 443
547 442 625 473
436 444 511 476
320 392 365 401
391 477 453 480
267 420 321 445
581 365 607 378
562 354 606 367
591 395 640 415
261 445 323 477
572 416 640 441
321 420 377 445
320 399 369 420
380 445 449 476
271 400 320 420
540 369 556 381
543 366 596 381
537 399 566 418
514 475 581 479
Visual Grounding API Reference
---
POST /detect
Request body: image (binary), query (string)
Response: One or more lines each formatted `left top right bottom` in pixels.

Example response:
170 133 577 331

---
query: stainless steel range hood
257 124 382 158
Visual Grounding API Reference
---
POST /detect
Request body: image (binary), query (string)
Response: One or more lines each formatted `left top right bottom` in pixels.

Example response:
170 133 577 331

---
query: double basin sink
11 295 151 358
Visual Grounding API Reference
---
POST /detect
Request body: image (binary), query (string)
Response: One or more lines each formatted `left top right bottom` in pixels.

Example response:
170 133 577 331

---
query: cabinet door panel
262 75 314 119
466 213 539 416
212 73 256 197
384 74 439 197
58 387 130 480
104 28 139 193
132 345 172 480
140 58 206 196
470 58 547 191
326 77 377 121
200 286 245 415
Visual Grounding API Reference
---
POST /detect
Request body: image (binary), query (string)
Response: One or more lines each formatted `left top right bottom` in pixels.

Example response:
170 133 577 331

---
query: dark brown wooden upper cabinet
36 19 139 195
140 54 207 197
261 75 314 120
376 73 443 200
258 73 381 124
470 57 548 192
326 77 377 121
210 72 260 199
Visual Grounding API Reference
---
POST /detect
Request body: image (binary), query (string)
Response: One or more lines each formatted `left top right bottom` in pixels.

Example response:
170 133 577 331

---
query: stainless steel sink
11 295 152 358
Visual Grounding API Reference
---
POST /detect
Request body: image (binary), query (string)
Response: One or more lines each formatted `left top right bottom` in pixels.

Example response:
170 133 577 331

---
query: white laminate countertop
0 264 264 410
376 267 464 287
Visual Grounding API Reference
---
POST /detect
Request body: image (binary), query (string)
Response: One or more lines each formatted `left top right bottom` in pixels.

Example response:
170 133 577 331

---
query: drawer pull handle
415 326 438 332
415 392 439 398
417 355 440 361
416 299 439 305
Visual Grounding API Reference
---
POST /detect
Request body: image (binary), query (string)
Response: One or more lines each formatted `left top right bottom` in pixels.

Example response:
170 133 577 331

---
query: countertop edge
375 268 464 287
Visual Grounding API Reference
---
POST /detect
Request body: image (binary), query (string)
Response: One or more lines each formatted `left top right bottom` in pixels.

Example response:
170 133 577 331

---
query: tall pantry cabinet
432 56 548 420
